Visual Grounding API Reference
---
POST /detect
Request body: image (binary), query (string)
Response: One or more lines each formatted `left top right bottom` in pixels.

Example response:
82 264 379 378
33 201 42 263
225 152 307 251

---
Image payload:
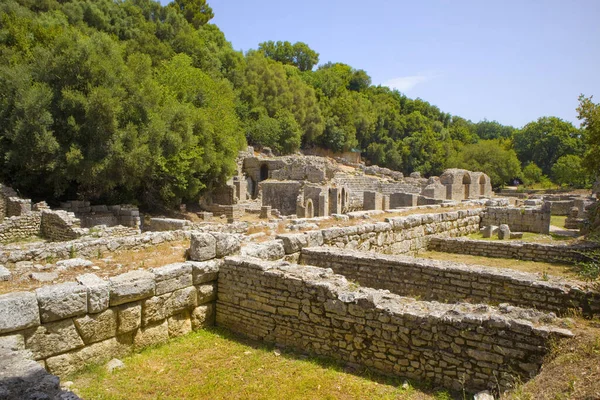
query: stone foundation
217 257 572 392
481 206 550 234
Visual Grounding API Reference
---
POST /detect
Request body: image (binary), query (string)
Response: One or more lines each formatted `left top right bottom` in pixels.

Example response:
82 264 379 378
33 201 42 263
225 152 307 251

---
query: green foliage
522 162 543 186
551 154 590 188
258 40 319 71
447 139 522 188
577 95 600 177
171 0 214 29
514 116 584 176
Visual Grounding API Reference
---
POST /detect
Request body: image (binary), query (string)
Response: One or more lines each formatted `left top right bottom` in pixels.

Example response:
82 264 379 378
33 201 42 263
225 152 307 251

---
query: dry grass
0 240 189 295
70 327 455 400
416 251 580 280
502 319 600 400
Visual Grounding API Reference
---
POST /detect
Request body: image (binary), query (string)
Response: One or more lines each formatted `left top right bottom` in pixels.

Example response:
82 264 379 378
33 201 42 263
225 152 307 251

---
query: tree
578 95 600 178
514 116 584 176
258 40 319 71
551 154 590 188
447 139 522 188
522 162 543 186
171 0 214 28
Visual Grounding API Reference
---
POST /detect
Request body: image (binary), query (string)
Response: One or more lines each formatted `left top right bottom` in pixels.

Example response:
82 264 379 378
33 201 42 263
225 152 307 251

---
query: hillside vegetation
0 0 598 209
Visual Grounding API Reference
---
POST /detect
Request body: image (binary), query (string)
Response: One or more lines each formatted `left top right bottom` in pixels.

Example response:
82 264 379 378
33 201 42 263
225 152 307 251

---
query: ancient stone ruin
0 150 598 398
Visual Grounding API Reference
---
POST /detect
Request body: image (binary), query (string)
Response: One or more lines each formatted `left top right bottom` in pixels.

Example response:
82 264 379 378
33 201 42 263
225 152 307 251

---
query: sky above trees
159 0 600 128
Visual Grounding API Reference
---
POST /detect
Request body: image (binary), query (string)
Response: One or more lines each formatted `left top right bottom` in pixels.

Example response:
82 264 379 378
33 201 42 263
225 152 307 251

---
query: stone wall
0 184 19 220
481 206 550 234
260 181 302 216
0 261 218 378
277 209 483 258
0 213 41 244
40 210 83 242
428 236 599 264
60 201 141 228
149 218 192 232
300 247 600 316
217 257 572 392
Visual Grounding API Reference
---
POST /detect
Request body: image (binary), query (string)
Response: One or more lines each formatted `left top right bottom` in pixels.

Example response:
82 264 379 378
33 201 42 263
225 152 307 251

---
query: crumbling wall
60 202 141 228
40 210 83 242
481 206 551 234
217 257 572 392
301 247 600 316
0 213 42 244
260 181 302 216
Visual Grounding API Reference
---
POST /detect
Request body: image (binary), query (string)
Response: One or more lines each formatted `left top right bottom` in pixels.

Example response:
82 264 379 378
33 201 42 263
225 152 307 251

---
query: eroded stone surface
0 291 40 334
74 309 117 344
77 273 110 313
189 233 216 261
109 270 155 306
24 319 85 360
36 282 87 323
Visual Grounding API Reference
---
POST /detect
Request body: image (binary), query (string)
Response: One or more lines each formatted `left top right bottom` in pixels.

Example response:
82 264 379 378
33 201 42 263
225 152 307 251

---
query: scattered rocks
498 224 511 240
105 358 125 373
30 272 58 282
56 258 93 270
0 265 11 281
474 390 495 400
481 225 499 238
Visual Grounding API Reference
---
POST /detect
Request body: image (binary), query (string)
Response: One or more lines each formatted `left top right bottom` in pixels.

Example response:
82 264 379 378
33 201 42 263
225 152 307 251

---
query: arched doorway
479 175 486 196
462 174 471 200
259 164 269 182
305 199 314 218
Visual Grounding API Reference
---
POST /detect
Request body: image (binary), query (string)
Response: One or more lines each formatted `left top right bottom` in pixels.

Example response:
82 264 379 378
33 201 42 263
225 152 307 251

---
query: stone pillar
382 195 390 211
260 206 272 219
363 191 382 211
329 188 342 215
318 193 328 217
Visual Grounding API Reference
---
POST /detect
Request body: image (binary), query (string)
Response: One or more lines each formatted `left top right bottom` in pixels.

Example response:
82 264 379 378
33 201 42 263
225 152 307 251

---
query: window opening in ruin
306 199 314 218
259 164 269 182
463 174 471 200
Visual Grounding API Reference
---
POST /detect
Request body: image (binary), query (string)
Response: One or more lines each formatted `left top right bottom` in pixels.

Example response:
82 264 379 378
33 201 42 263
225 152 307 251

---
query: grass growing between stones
70 327 454 400
466 231 575 244
416 251 580 280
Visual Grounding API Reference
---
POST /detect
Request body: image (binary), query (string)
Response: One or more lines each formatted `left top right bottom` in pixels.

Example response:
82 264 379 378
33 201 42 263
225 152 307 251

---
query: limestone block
117 302 141 334
276 233 308 254
191 304 215 330
0 334 25 351
25 319 85 360
134 320 169 350
306 230 324 247
30 272 58 282
46 334 133 378
151 262 192 296
240 240 285 260
0 291 40 334
77 273 110 313
36 282 87 323
189 232 216 261
0 265 11 281
142 295 168 326
197 283 217 304
498 224 511 240
74 309 117 344
190 260 221 284
109 270 155 306
481 225 499 238
142 286 197 326
56 258 93 270
168 311 192 338
211 232 242 258
509 232 524 239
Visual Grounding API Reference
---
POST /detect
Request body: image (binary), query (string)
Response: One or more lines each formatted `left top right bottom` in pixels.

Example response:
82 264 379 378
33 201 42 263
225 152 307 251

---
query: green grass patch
550 215 567 228
466 231 572 244
70 327 455 400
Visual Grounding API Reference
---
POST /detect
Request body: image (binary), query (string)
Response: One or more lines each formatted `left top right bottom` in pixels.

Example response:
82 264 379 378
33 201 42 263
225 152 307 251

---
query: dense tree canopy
0 0 594 208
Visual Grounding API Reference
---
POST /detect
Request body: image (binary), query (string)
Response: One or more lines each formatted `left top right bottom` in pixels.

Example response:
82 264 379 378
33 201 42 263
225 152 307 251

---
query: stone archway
479 175 486 196
259 164 269 182
462 174 471 200
305 199 314 218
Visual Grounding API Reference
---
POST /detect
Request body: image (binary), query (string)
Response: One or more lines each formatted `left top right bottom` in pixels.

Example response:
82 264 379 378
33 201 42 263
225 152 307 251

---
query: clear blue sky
160 0 600 128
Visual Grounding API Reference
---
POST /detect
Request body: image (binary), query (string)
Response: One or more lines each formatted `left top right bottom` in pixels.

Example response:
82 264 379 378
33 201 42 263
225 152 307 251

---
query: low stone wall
428 237 600 265
60 201 141 228
0 213 41 244
40 210 83 242
0 260 219 378
217 257 572 392
546 200 574 216
300 247 600 316
277 209 483 257
481 206 550 234
149 217 192 232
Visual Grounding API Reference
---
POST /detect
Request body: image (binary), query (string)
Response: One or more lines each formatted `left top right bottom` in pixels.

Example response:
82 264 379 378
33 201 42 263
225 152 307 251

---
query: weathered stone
0 292 40 334
191 304 215 330
151 262 192 296
106 358 125 373
168 311 192 338
481 225 498 238
498 224 511 240
56 258 93 270
211 232 242 257
25 319 85 360
30 271 58 282
117 302 141 334
276 233 308 254
197 283 217 304
189 232 217 261
190 260 220 284
36 282 88 323
509 232 524 239
74 309 117 344
77 273 110 313
0 334 25 351
0 265 11 281
109 270 155 306
241 240 285 260
45 334 132 377
134 320 169 350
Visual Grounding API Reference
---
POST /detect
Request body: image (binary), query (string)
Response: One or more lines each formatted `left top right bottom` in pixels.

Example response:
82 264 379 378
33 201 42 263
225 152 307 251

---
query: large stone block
0 292 40 334
168 311 192 338
46 334 133 378
109 270 155 306
117 302 141 334
77 273 110 313
142 286 197 326
276 233 308 254
151 262 192 296
212 232 242 257
36 282 87 323
191 304 215 330
134 320 169 350
190 260 221 284
197 283 217 304
74 309 117 344
25 319 85 360
189 232 216 261
240 240 285 260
